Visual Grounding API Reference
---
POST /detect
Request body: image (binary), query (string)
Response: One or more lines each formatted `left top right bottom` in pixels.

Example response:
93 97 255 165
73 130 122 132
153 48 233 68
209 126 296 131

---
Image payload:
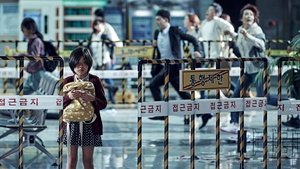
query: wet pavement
0 106 299 169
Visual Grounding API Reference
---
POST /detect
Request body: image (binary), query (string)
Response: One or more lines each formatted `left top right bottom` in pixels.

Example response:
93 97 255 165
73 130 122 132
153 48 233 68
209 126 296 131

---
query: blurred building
0 0 299 50
0 0 19 40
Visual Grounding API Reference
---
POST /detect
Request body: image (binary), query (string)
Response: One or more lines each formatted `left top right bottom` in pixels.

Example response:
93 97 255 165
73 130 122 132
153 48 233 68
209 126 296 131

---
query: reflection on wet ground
0 108 299 169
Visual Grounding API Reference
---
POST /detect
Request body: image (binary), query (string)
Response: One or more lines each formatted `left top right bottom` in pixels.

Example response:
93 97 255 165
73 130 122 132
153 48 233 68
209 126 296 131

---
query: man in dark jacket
149 9 201 120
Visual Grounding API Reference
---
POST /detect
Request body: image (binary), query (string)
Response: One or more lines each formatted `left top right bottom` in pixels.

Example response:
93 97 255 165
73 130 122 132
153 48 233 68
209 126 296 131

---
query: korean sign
115 46 154 58
278 100 300 115
0 95 63 110
180 69 230 91
138 97 267 117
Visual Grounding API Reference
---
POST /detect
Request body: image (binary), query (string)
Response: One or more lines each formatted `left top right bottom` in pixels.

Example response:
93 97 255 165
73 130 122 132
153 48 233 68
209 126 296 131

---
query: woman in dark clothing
63 47 107 169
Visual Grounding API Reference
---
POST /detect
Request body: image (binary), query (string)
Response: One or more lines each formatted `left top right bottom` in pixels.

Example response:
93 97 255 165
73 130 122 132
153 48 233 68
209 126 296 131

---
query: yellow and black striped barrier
18 57 24 169
263 60 269 169
190 60 195 169
137 57 269 169
276 57 300 169
0 56 23 169
0 55 64 169
215 60 221 169
239 60 245 169
163 62 169 169
1 39 292 58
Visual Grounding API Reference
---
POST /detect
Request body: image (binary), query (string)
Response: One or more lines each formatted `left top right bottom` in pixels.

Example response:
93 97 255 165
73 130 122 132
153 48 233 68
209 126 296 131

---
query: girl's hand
68 90 80 100
80 91 95 102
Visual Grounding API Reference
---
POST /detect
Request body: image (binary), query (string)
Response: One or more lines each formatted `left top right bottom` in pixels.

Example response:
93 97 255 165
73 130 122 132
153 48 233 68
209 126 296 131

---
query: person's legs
23 71 43 95
104 78 116 104
170 76 190 99
196 90 212 129
149 68 165 101
222 73 257 133
103 63 116 104
255 72 264 97
169 65 191 124
67 145 78 169
230 73 257 123
148 68 165 120
82 146 95 169
168 64 190 99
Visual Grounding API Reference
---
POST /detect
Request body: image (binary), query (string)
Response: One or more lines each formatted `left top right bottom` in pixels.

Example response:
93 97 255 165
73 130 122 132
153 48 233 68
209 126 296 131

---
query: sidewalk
0 107 299 169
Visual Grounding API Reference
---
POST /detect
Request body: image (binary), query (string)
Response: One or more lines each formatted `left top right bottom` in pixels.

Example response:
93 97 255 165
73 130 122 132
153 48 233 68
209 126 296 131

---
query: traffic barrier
1 39 290 105
276 57 300 169
0 55 64 169
1 39 291 57
137 57 268 169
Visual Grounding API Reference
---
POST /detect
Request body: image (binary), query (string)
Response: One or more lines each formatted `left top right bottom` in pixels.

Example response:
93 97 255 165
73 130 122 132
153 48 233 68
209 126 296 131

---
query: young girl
63 47 107 169
21 17 45 94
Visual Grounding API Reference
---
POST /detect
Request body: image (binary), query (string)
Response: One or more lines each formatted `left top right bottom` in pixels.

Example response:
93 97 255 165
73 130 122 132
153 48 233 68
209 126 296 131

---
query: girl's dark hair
92 19 105 33
240 4 260 23
21 17 44 40
69 47 93 73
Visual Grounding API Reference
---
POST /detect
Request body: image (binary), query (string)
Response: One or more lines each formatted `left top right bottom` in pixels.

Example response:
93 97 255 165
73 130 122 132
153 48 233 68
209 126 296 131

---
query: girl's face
21 27 30 38
241 9 255 27
74 57 89 78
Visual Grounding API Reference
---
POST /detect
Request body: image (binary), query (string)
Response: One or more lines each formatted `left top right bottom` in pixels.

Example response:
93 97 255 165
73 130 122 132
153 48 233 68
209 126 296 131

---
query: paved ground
0 106 299 169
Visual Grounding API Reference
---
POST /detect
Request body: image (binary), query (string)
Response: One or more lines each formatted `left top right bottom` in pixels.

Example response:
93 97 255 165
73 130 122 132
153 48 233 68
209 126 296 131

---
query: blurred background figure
88 19 117 104
200 2 235 59
149 9 201 121
183 13 203 58
196 3 235 129
221 4 266 134
183 13 212 129
21 17 46 94
94 8 122 47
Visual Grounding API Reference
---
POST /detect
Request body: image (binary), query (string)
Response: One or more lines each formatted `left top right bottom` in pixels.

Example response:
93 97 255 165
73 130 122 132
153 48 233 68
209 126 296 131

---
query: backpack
43 41 59 72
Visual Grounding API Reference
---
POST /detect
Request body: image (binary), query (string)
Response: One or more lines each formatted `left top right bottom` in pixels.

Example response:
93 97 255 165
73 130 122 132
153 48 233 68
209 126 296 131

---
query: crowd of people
148 3 299 137
4 3 299 169
148 3 265 133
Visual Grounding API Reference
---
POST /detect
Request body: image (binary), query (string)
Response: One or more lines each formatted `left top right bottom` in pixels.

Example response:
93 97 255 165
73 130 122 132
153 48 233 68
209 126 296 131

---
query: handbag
63 81 96 122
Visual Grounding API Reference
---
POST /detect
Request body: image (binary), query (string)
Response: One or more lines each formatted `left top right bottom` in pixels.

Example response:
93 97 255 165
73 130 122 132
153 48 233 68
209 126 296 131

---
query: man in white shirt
92 9 122 104
94 8 123 48
200 3 235 59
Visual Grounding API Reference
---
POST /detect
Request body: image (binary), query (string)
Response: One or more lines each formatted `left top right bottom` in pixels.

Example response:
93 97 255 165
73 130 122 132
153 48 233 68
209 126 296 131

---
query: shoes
149 116 165 120
198 114 213 129
221 122 239 134
282 117 300 128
